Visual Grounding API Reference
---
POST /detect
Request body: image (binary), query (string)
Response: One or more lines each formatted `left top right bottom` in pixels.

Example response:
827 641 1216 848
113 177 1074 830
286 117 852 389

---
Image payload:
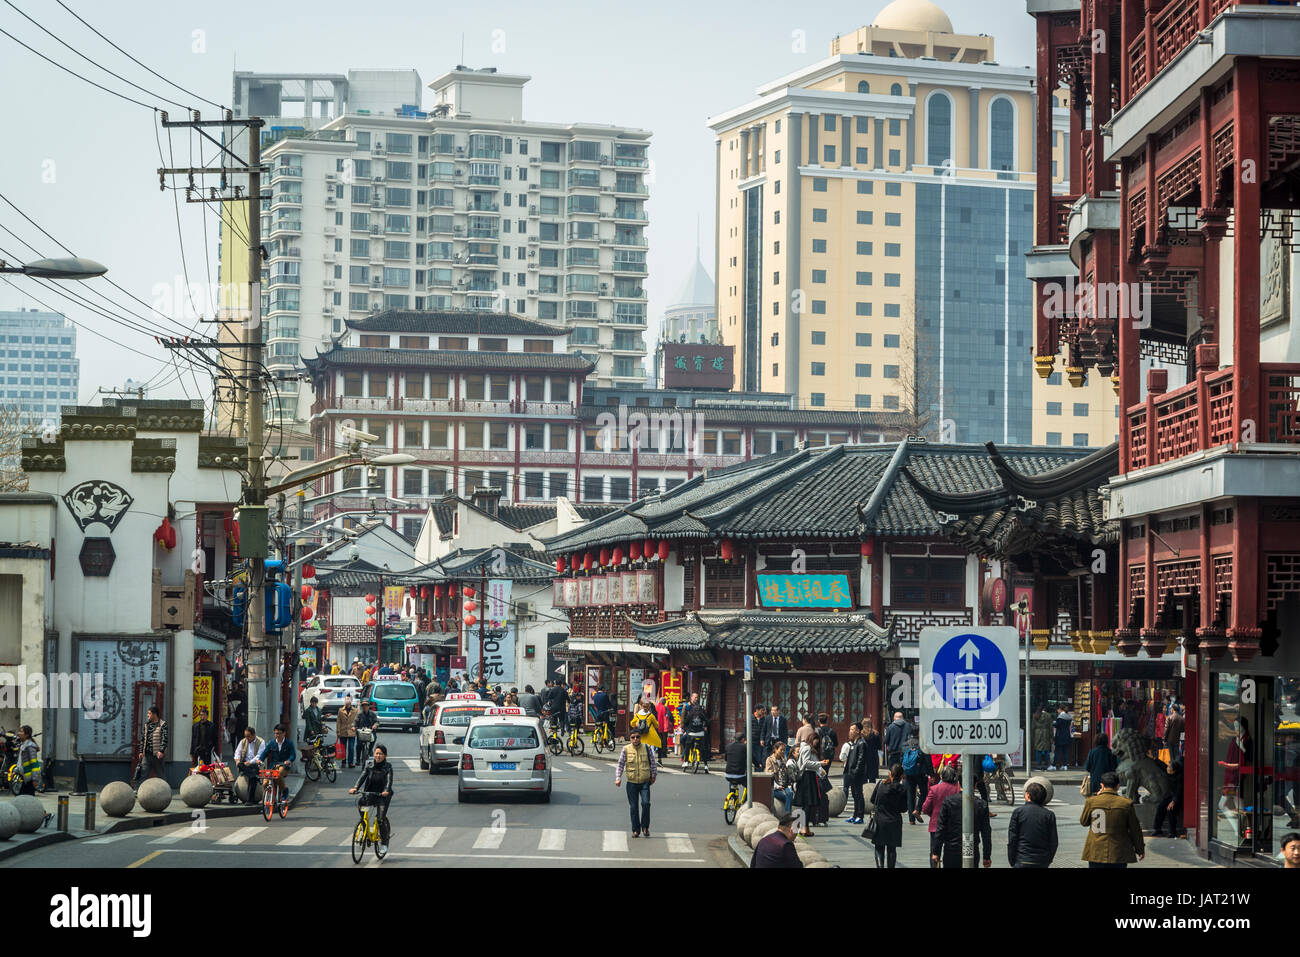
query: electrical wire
0 24 158 111
53 0 227 111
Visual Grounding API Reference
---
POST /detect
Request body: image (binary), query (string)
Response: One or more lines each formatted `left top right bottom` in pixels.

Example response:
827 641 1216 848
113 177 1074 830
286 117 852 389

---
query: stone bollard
137 778 173 813
180 774 213 809
750 817 780 846
743 810 776 847
0 803 21 840
233 775 263 805
11 794 45 833
57 794 69 832
1025 775 1054 806
827 786 848 818
99 781 136 818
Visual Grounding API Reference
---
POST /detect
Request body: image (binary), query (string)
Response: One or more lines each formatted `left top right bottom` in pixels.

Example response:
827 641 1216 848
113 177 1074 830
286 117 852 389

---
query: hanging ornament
658 540 670 561
465 614 478 627
612 546 625 566
301 606 314 623
408 586 418 599
449 584 459 597
365 593 377 604
719 538 735 562
583 553 593 572
463 599 477 613
556 557 566 574
154 516 176 551
302 563 316 580
301 584 313 603
365 605 377 616
462 585 476 598
630 541 642 562
645 538 656 561
420 586 430 600
366 616 378 627
599 547 611 568
434 584 445 599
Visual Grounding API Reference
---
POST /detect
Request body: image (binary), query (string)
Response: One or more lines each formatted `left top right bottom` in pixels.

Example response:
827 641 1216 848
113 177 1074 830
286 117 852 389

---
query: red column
870 536 884 623
1035 14 1053 245
1231 497 1261 639
1118 155 1140 472
1232 58 1263 435
1091 0 1115 193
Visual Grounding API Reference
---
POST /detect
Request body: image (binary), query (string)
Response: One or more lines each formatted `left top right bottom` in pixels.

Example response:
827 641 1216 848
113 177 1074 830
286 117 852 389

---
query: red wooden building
1028 0 1300 864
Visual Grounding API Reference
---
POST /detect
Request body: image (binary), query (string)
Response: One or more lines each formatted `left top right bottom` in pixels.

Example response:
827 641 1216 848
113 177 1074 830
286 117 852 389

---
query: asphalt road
2 728 740 869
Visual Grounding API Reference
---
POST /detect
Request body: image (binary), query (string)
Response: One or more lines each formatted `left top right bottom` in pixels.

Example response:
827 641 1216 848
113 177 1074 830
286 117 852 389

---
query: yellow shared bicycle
351 793 389 862
723 778 747 824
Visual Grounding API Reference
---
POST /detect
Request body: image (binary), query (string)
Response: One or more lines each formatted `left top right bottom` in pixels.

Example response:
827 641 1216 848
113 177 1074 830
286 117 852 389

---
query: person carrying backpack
901 735 930 824
816 714 838 767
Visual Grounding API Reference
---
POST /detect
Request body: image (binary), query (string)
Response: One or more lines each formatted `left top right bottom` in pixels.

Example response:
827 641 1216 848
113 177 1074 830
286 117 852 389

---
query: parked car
300 675 362 716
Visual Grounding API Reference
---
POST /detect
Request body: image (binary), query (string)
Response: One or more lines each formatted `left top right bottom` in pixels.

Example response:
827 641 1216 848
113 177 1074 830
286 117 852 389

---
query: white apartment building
229 66 651 426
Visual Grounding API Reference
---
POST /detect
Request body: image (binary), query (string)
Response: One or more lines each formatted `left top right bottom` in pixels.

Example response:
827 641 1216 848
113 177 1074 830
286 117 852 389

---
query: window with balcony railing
613 357 642 378
614 303 646 324
567 274 598 294
386 160 412 180
567 195 599 215
569 140 601 163
469 134 503 158
565 300 597 319
568 169 601 189
385 214 411 233
432 134 455 154
566 248 598 267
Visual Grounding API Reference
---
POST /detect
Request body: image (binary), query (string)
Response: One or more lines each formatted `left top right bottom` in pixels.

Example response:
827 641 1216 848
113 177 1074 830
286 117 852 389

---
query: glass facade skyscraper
0 308 79 429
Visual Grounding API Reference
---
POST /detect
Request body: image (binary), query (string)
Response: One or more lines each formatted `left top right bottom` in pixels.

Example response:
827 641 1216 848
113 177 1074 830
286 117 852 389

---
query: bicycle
681 732 706 774
351 792 389 863
302 734 338 783
355 727 376 766
591 720 615 754
989 757 1016 806
565 725 585 757
259 767 290 822
723 778 748 824
544 717 564 757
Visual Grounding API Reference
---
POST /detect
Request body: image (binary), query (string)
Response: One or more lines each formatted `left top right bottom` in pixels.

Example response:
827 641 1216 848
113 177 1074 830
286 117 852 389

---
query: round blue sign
930 633 1008 712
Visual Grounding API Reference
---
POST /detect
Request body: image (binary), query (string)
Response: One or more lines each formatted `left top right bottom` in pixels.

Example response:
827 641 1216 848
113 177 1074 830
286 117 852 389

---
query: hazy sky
0 0 1036 403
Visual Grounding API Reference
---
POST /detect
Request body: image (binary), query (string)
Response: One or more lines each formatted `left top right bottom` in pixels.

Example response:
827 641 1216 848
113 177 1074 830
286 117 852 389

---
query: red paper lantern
302 563 316 580
365 593 377 603
645 538 655 560
420 586 430 600
630 541 642 561
719 538 734 561
300 584 313 602
463 599 477 613
599 547 611 567
408 586 418 599
449 585 459 597
465 614 477 627
860 540 873 557
154 517 176 552
583 553 593 572
657 540 670 561
463 585 476 598
612 546 624 566
556 557 566 574
365 605 377 616
366 616 378 627
434 584 445 599
301 606 314 623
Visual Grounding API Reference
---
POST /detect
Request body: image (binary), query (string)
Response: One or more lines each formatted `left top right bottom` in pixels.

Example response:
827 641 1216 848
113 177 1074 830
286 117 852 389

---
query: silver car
300 675 362 716
457 710 550 802
419 695 496 771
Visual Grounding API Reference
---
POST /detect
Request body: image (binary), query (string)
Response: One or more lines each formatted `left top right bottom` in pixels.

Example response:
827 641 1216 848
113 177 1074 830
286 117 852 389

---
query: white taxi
457 707 551 803
419 693 496 772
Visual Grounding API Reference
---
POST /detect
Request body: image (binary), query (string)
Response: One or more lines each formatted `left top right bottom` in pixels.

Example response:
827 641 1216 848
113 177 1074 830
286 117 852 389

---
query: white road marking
472 826 505 849
537 828 566 851
85 833 137 844
564 760 599 772
278 826 327 846
401 759 423 773
216 826 264 845
134 847 705 864
147 828 193 845
407 826 445 848
664 832 694 853
603 830 628 853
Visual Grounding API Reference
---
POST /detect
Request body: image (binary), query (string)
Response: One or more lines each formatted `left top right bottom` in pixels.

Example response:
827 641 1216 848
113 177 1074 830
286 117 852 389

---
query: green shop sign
756 573 853 609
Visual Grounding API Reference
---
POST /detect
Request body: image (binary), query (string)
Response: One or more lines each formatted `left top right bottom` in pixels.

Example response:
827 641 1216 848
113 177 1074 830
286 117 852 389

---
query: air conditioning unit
325 173 338 183
372 175 383 183
453 253 462 262
455 146 465 154
515 600 536 620
528 205 537 214
527 250 535 258
324 279 335 288
373 143 385 153
527 262 538 270
370 226 382 234
601 185 613 192
453 169 463 176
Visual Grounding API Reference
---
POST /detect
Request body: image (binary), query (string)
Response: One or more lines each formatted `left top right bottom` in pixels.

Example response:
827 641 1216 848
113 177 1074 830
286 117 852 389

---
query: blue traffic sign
929 632 1008 712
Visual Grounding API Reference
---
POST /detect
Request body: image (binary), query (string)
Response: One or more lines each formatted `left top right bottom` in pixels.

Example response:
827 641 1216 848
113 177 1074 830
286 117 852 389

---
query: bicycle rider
303 695 325 744
349 743 394 855
591 684 614 742
724 732 749 794
262 723 297 802
679 692 709 771
355 699 378 763
567 692 585 740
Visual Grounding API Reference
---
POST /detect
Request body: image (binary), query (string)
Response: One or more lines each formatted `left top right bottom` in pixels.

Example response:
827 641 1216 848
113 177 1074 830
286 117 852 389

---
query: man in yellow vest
614 727 658 838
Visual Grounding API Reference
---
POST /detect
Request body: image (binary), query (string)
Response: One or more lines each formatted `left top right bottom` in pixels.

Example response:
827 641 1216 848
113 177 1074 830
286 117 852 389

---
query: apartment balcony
1127 0 1240 101
271 192 303 208
612 183 649 196
611 235 648 248
1126 363 1300 472
266 274 300 288
614 157 649 169
270 245 302 260
467 202 500 213
612 260 647 274
271 165 303 181
612 287 646 299
467 228 499 240
467 176 501 188
519 448 576 464
466 254 498 266
269 220 302 237
613 208 649 223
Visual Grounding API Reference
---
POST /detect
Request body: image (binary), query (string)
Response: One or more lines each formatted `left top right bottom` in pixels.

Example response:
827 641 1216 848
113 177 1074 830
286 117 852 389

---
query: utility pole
478 561 487 683
158 110 270 732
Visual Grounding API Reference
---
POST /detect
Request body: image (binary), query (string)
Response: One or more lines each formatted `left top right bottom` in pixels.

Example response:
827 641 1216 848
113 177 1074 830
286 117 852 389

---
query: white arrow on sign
958 639 980 669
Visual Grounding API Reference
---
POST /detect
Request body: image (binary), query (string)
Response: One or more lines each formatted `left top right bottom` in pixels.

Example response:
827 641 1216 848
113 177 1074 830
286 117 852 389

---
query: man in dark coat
760 705 788 760
883 711 909 768
1152 755 1185 838
190 706 218 765
1007 781 1059 867
933 789 993 868
1051 705 1074 770
750 707 766 770
751 813 803 868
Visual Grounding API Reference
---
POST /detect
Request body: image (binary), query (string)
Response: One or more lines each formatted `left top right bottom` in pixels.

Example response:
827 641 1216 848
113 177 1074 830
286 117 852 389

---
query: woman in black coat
860 720 882 784
866 763 908 868
1083 733 1118 796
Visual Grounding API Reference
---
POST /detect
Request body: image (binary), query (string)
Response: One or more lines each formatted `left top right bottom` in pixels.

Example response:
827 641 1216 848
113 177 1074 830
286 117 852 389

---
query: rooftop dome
872 0 954 34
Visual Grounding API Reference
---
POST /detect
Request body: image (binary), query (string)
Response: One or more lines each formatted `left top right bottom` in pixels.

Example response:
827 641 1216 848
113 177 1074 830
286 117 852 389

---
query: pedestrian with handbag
336 695 358 768
792 739 822 837
921 763 960 867
865 763 907 868
630 697 661 755
812 734 832 827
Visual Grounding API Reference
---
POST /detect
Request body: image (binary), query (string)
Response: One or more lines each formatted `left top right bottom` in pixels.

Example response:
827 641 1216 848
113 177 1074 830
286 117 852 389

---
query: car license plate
490 762 516 771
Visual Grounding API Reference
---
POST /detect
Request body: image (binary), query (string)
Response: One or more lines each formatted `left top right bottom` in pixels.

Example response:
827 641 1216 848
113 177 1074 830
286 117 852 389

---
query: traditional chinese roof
303 346 594 375
630 611 896 654
541 439 1096 555
429 545 556 583
904 441 1119 564
345 309 568 337
576 405 906 428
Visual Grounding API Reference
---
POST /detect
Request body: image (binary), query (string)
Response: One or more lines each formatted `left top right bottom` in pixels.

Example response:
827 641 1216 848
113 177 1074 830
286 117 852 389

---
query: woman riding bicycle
348 743 393 854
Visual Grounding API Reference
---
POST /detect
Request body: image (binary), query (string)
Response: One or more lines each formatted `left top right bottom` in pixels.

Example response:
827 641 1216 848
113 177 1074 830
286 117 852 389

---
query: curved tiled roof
631 611 896 654
345 309 567 337
304 347 594 374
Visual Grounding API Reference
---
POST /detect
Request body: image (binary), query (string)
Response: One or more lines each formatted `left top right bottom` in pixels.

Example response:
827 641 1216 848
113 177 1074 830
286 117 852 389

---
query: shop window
889 557 965 609
703 559 745 607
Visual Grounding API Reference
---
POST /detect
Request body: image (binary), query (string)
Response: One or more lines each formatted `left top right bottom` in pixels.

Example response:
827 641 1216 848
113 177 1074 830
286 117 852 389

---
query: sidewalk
0 774 308 861
728 771 1218 868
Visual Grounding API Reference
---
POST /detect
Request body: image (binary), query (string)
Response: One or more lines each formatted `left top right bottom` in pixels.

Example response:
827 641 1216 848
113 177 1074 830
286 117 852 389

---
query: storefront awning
193 634 226 653
565 638 670 656
632 611 895 655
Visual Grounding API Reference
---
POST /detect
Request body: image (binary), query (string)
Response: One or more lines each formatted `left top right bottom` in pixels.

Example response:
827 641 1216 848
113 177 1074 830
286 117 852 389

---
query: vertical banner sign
661 670 682 747
621 570 638 605
629 669 645 706
383 586 404 626
553 579 567 608
192 675 213 723
1012 584 1034 642
564 579 579 608
467 625 515 684
577 578 592 607
637 569 656 603
608 572 623 605
487 579 512 630
591 576 608 606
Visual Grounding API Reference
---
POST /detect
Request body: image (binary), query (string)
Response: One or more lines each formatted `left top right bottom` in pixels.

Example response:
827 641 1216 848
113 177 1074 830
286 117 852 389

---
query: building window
812 269 826 283
813 177 827 192
811 331 826 345
885 212 901 226
855 363 871 377
890 556 965 609
812 238 827 253
856 333 872 346
883 365 899 378
609 477 631 502
883 394 899 409
885 182 901 196
704 560 745 607
856 147 869 164
812 208 827 222
810 393 825 407
989 97 1016 172
1047 372 1062 386
883 334 899 348
856 271 872 285
1073 403 1090 417
927 91 953 167
1046 432 1062 446
1046 402 1062 416
810 362 825 376
857 180 873 194
884 274 901 287
856 302 872 316
811 300 826 314
583 476 604 501
888 149 901 166
1073 433 1090 447
857 241 872 255
857 210 873 225
855 394 871 408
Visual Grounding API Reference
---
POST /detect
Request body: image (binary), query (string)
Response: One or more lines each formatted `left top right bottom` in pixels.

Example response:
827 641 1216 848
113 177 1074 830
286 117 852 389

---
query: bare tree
894 306 953 440
0 405 38 491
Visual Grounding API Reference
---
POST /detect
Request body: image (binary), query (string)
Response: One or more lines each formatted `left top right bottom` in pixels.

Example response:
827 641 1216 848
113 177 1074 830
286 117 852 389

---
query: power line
0 23 157 111
53 0 227 111
3 0 191 110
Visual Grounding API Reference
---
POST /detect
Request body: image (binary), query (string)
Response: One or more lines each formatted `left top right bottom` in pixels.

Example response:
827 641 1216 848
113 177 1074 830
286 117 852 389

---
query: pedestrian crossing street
132 822 700 859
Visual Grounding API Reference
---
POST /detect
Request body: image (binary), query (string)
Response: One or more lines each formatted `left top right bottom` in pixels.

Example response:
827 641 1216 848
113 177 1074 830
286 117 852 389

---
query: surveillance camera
340 426 380 444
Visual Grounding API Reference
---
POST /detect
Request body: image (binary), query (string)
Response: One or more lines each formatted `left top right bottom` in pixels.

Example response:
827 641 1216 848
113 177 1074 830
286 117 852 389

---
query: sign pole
1024 623 1032 777
744 668 753 810
962 749 974 868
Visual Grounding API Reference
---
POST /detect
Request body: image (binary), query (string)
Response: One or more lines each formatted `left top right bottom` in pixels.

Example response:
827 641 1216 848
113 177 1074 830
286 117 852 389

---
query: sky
0 0 1037 404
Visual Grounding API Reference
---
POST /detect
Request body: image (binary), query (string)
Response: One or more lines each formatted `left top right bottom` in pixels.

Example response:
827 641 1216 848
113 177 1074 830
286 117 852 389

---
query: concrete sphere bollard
750 818 780 845
99 781 136 817
806 860 834 868
1026 775 1054 806
794 841 826 865
743 810 775 846
233 775 262 804
179 774 213 809
734 804 761 836
827 786 848 818
137 778 173 813
11 794 45 833
0 802 20 839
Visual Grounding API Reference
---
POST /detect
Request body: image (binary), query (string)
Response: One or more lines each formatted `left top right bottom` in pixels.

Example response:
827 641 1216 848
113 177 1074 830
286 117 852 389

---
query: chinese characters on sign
662 343 734 390
467 625 515 684
77 638 168 756
755 573 853 609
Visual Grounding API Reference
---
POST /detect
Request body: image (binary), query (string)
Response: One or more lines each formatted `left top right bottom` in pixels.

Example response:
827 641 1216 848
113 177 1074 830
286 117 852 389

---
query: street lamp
0 257 108 279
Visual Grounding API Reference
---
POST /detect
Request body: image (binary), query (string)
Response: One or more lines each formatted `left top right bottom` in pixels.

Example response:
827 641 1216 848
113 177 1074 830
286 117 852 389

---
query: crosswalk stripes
278 826 327 846
407 826 445 848
472 826 505 850
602 830 628 853
401 759 424 773
85 833 137 844
564 760 599 772
664 832 694 854
537 828 566 851
216 826 265 845
148 829 191 845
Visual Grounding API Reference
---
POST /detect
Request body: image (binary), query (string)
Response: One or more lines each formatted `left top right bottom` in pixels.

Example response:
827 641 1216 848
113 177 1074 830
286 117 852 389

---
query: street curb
727 833 752 868
0 777 310 861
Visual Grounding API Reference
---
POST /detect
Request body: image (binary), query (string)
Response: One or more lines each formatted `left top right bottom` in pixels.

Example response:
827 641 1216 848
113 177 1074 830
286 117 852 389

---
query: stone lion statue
1111 727 1169 805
